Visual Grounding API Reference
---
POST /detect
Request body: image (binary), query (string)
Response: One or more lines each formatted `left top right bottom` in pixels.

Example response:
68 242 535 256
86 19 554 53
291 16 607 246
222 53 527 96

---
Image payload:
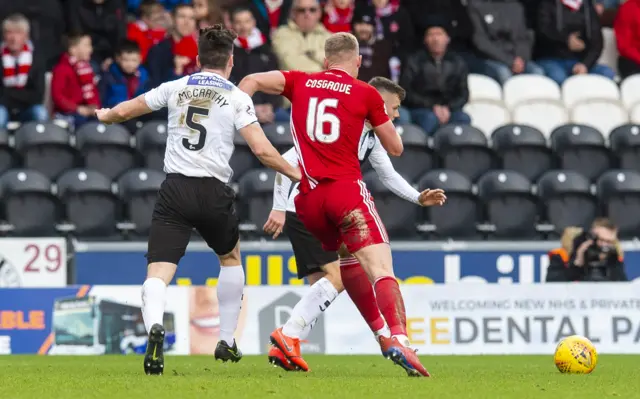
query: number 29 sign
0 238 66 287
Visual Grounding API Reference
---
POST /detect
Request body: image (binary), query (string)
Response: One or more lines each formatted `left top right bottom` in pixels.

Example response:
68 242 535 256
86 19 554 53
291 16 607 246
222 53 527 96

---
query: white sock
374 325 390 339
217 265 245 345
393 334 411 347
299 318 318 340
282 277 339 339
141 277 167 333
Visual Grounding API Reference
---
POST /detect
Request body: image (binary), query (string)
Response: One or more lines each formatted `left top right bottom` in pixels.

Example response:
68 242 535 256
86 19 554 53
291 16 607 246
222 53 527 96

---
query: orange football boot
269 327 310 372
268 345 295 371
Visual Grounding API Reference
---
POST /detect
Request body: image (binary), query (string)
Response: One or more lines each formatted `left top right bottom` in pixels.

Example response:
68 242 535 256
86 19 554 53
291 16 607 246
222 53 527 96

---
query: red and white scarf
562 0 583 11
2 41 33 88
324 3 355 33
265 0 284 29
68 55 97 103
234 27 267 50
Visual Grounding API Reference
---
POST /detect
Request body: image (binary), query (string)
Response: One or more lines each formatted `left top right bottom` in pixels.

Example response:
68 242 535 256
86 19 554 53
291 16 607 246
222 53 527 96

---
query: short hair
116 39 140 56
592 218 617 231
172 3 194 17
67 32 90 49
230 6 253 21
324 32 359 63
368 77 406 102
198 24 237 70
140 0 164 18
2 14 30 34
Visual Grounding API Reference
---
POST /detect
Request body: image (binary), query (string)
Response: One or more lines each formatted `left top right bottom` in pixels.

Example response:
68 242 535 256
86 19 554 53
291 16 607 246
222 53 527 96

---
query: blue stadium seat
492 124 553 181
597 170 640 238
56 169 120 238
0 169 59 236
76 122 139 180
433 124 495 182
14 122 77 180
550 124 612 182
417 169 479 239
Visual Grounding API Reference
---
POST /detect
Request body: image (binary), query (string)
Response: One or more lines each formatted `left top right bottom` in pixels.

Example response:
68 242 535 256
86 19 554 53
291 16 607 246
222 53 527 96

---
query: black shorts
284 211 338 279
146 173 239 264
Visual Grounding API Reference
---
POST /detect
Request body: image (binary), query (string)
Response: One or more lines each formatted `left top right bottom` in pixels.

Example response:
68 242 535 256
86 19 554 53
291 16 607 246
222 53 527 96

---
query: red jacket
615 0 640 65
127 21 166 62
51 53 100 114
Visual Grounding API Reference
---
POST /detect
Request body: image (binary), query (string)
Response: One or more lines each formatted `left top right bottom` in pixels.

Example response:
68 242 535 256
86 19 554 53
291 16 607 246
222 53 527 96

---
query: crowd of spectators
0 0 635 134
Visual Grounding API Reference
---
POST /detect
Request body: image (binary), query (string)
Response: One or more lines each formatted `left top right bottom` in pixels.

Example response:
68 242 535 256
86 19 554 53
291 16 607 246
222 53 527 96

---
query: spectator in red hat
127 0 167 62
323 0 355 33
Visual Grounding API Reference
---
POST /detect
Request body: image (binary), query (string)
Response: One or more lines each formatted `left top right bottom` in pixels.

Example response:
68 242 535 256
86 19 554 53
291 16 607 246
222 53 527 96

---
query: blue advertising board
73 241 640 285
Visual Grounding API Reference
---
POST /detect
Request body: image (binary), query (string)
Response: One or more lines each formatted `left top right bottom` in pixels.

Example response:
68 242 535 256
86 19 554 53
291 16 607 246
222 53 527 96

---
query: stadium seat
503 75 561 110
0 169 59 236
610 124 640 173
230 132 259 181
597 170 640 238
550 124 612 181
492 124 553 181
432 124 495 182
468 73 502 102
76 123 139 180
56 169 120 237
362 170 418 239
512 100 569 137
561 75 620 109
620 74 640 111
14 122 77 180
477 170 538 238
0 128 19 176
136 121 167 171
598 28 619 77
416 169 479 239
463 100 511 138
263 122 293 153
237 169 276 233
571 99 628 139
117 169 165 236
537 170 596 235
387 124 434 181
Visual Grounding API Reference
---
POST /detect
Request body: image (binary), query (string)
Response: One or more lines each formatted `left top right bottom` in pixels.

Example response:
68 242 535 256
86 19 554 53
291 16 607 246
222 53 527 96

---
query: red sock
340 258 385 332
373 276 407 336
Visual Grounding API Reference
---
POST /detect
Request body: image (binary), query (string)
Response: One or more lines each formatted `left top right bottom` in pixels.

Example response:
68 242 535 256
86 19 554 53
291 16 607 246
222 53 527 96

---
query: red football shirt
280 68 390 193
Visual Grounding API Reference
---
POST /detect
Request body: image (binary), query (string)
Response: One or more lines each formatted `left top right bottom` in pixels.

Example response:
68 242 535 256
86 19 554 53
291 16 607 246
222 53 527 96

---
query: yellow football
554 335 598 374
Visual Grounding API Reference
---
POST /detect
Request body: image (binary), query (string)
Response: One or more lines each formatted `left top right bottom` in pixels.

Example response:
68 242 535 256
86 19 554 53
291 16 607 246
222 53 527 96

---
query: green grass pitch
1 355 637 398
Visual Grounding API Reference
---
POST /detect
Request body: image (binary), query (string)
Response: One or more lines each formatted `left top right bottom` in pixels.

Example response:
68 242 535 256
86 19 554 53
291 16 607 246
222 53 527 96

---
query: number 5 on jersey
306 98 340 144
183 106 209 151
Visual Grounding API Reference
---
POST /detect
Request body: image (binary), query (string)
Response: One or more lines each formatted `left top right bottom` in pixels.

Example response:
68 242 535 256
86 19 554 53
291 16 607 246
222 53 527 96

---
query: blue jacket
100 63 150 108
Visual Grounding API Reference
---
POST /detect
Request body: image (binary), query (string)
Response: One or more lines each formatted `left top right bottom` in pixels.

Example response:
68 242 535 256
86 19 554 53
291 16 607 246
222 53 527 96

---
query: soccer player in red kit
239 32 429 377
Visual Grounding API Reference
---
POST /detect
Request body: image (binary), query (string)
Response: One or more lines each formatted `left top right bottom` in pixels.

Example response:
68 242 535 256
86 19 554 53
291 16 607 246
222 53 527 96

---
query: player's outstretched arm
95 95 152 124
238 71 286 96
239 123 301 182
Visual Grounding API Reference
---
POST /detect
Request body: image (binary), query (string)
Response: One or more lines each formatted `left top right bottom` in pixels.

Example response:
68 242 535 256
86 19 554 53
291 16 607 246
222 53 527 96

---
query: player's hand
95 108 112 123
418 189 447 207
264 210 286 239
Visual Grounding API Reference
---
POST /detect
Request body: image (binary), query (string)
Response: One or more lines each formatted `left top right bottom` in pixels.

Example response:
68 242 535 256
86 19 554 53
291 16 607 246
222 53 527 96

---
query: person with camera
546 219 628 282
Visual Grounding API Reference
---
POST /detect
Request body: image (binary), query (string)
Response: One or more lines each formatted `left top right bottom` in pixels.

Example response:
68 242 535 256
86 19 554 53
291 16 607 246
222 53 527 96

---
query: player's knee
306 271 326 285
147 262 177 285
218 240 241 266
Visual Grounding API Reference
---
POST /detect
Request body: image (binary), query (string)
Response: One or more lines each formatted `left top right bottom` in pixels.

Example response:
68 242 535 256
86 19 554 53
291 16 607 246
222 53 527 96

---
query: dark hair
67 32 89 49
140 0 163 18
368 77 406 102
230 6 253 21
172 3 194 17
116 39 141 56
198 24 237 69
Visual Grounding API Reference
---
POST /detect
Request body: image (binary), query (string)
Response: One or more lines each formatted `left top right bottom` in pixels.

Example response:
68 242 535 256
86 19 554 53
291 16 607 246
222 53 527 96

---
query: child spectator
127 0 168 62
51 33 101 127
323 0 355 33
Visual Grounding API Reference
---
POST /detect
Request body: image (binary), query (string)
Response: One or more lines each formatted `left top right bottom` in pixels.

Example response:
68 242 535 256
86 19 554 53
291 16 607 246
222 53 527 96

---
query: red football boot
269 327 310 372
384 336 430 377
268 345 295 371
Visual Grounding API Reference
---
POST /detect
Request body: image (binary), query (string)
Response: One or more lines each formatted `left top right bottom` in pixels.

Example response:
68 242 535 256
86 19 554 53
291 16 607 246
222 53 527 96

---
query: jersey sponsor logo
187 74 233 91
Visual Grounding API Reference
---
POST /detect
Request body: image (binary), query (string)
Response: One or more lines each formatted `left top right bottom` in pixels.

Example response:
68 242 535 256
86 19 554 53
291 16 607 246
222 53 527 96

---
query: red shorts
294 179 389 253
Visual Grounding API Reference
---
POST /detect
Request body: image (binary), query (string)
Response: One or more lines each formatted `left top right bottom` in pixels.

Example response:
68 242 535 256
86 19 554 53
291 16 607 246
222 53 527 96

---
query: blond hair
561 226 583 253
324 32 359 63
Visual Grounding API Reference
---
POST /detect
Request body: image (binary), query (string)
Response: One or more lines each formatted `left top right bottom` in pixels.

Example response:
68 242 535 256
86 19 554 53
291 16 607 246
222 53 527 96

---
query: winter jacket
0 46 46 112
614 0 640 65
229 44 281 109
358 37 394 83
145 38 176 89
401 0 473 52
535 0 603 68
272 20 331 72
66 0 127 63
400 49 469 110
100 63 150 108
248 0 293 38
51 53 100 114
468 0 535 64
